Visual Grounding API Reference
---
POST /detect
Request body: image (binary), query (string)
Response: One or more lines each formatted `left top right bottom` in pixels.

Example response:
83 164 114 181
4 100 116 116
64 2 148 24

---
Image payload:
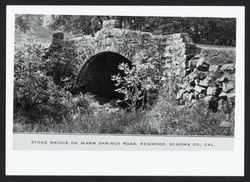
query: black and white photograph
5 5 245 176
13 14 236 136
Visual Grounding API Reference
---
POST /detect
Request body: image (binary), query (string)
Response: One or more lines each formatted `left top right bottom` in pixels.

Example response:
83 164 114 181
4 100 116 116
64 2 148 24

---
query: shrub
14 43 77 123
45 41 78 90
111 61 160 112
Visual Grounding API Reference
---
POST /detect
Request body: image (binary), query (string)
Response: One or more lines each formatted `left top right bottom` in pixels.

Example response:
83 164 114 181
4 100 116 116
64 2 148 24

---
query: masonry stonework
46 20 235 112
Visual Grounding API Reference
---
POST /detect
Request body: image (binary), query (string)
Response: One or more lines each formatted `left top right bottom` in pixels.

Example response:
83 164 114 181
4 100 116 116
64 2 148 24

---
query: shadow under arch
74 51 132 101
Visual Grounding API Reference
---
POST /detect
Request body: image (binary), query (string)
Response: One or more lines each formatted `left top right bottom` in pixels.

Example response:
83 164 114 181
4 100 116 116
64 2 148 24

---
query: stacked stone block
175 53 235 112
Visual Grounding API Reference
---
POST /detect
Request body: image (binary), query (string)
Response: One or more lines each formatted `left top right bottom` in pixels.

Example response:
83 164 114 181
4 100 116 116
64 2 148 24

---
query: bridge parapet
102 19 120 29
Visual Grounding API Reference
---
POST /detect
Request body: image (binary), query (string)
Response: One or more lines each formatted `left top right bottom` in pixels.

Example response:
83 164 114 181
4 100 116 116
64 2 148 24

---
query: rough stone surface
217 76 227 83
209 65 219 72
103 20 120 29
206 87 218 96
195 85 206 94
196 57 210 71
177 47 235 112
227 92 235 99
219 92 227 98
52 31 64 45
185 86 195 93
183 92 194 102
198 79 209 87
220 63 235 72
222 82 234 92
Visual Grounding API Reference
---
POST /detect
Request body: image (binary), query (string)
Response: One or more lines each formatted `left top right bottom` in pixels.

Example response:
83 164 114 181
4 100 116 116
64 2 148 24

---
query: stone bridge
46 19 235 112
47 20 196 99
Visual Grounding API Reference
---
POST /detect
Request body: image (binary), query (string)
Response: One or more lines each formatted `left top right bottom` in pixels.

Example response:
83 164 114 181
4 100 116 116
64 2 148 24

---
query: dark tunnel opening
75 51 132 101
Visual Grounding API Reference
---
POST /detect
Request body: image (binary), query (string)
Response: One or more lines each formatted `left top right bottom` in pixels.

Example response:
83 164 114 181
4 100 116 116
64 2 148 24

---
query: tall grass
14 93 234 136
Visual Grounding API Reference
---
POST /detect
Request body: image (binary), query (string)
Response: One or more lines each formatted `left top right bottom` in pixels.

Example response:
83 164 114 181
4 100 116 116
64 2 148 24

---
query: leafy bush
45 41 78 90
14 43 79 123
111 61 161 112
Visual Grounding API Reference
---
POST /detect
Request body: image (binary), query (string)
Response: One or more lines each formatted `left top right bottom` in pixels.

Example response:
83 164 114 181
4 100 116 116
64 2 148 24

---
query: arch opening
75 51 132 101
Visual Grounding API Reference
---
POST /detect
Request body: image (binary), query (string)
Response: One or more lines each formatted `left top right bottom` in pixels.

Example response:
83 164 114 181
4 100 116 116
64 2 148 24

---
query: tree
15 15 45 33
47 15 236 46
15 15 31 32
48 15 103 35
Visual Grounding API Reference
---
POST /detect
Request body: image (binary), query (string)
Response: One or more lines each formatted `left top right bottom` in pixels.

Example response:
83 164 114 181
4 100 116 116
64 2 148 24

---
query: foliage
111 61 160 112
14 94 234 136
15 15 30 33
45 41 78 90
15 15 45 33
14 43 79 122
15 14 236 46
48 15 104 36
48 15 236 46
118 16 236 46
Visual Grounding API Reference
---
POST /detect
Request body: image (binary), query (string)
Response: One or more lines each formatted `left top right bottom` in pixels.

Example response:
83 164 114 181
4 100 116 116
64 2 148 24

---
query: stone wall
175 47 235 112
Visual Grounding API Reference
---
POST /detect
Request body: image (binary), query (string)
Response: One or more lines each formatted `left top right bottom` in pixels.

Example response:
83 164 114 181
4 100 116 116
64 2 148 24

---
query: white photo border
6 6 245 176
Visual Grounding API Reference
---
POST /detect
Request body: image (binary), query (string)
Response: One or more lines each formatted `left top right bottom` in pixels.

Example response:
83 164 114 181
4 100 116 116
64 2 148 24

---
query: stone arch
74 51 132 100
49 23 198 106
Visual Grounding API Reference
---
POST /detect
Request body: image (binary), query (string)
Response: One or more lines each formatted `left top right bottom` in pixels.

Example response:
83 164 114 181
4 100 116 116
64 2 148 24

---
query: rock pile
176 54 235 112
